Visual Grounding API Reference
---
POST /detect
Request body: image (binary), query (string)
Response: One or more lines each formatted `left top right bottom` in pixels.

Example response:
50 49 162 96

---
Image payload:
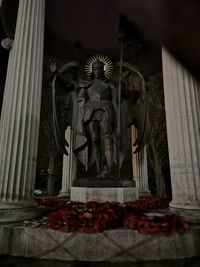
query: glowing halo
84 54 114 79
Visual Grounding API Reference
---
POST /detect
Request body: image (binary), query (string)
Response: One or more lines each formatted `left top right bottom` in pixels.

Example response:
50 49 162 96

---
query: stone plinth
0 206 45 223
70 187 138 203
0 224 199 261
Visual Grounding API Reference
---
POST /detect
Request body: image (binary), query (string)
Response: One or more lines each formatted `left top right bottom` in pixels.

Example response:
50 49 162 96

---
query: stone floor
0 256 200 267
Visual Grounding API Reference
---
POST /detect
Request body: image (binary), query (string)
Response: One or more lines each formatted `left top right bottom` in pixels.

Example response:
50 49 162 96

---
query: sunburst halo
85 54 114 79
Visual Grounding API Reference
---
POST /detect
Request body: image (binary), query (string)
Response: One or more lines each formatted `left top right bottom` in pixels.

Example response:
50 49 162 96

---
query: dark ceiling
47 0 115 50
0 0 162 76
45 0 141 51
1 0 146 51
44 0 200 79
2 0 200 78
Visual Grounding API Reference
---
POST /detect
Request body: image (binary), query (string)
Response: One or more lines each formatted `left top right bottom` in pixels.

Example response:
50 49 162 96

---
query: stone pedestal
131 126 151 196
0 0 45 222
162 49 200 222
70 187 138 203
71 178 137 202
73 178 135 188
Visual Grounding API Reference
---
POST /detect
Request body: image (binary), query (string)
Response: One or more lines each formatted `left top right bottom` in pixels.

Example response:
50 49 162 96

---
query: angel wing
50 61 79 155
117 61 148 154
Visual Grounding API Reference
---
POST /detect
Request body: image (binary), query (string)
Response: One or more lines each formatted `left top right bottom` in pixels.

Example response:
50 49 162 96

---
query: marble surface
70 187 138 203
0 224 200 262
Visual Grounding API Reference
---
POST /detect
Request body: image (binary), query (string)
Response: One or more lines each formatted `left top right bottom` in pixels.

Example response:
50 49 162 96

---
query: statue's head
85 55 113 80
91 60 105 79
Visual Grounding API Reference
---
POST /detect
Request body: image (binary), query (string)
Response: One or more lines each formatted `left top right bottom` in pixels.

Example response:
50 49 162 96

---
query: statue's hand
49 61 57 73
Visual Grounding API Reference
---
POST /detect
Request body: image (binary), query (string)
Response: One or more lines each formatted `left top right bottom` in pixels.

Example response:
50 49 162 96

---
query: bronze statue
50 55 147 179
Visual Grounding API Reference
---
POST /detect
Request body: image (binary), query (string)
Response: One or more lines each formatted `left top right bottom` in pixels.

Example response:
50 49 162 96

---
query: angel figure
50 55 147 179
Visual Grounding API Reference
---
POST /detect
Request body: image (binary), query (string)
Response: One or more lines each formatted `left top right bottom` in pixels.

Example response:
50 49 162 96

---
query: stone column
162 48 200 222
131 126 151 196
59 127 77 197
0 0 45 222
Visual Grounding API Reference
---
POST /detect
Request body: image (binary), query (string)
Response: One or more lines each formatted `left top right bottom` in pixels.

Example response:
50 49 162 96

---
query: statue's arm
49 60 79 90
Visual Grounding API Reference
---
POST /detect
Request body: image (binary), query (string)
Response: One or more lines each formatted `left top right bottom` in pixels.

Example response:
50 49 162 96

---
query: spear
117 36 124 179
116 15 144 178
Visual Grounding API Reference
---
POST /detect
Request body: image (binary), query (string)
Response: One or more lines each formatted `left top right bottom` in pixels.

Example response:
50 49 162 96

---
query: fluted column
131 126 150 196
59 127 77 197
162 48 200 222
0 0 45 221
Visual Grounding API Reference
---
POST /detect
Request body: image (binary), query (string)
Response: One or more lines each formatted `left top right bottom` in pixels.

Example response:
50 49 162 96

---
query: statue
50 54 147 180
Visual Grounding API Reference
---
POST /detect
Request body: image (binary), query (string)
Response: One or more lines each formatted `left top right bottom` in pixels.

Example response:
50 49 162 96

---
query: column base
0 201 45 223
139 189 151 197
170 203 200 224
58 191 70 198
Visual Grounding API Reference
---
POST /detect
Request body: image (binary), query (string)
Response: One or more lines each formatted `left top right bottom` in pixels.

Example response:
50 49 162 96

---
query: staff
117 37 124 178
